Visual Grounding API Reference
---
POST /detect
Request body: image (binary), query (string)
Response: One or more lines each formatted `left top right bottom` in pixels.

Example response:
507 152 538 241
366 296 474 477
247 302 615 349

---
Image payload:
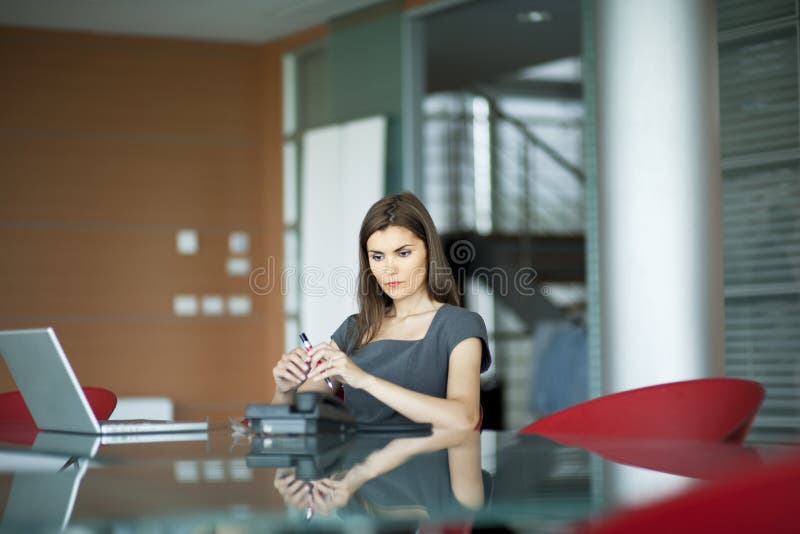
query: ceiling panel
0 0 386 43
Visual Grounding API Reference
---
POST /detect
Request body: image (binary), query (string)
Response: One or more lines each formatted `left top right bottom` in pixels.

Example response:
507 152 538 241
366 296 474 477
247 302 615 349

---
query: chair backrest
82 386 118 420
576 451 800 534
519 378 764 443
0 386 117 423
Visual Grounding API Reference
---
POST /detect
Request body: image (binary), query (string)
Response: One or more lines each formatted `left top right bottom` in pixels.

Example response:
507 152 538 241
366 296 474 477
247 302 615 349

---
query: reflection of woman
274 429 484 521
272 193 491 429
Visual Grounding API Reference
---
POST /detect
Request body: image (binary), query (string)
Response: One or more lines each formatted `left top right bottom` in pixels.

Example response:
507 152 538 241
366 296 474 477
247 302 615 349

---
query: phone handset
295 392 347 415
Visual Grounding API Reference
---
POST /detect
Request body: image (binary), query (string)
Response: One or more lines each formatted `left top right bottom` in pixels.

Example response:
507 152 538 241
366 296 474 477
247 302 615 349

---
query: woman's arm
447 428 484 509
308 337 483 430
359 428 476 474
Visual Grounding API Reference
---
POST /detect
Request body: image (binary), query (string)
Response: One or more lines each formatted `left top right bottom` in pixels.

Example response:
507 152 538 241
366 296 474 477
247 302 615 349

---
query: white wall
299 116 386 344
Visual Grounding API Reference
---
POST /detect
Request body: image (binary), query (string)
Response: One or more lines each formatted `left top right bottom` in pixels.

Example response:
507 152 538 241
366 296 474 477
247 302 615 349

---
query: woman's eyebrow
367 244 415 253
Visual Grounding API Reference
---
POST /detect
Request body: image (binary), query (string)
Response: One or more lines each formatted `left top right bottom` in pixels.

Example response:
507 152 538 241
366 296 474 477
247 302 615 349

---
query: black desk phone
245 392 356 435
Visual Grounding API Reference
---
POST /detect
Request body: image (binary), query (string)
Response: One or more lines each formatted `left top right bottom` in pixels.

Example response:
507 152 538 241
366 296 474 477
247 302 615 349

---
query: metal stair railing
422 91 585 238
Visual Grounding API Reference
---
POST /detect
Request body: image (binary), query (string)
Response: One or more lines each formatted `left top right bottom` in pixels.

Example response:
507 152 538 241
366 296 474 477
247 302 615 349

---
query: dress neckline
364 303 448 346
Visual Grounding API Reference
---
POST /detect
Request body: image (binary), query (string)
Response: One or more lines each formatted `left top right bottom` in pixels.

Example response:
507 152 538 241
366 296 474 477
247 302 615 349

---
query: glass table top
0 419 794 533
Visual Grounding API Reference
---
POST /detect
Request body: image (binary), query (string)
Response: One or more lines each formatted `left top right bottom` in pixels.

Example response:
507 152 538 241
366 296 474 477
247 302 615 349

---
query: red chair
0 387 116 446
0 386 117 422
576 451 800 534
520 378 764 444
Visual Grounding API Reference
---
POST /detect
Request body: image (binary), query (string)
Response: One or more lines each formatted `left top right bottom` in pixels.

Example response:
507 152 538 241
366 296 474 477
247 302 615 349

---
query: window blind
719 0 800 442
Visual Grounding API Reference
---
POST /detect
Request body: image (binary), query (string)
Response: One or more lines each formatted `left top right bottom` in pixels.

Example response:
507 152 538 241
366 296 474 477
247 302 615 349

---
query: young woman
271 192 491 430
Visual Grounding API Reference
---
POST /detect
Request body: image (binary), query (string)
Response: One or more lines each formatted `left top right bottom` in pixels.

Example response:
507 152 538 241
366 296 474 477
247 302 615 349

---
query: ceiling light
516 11 552 23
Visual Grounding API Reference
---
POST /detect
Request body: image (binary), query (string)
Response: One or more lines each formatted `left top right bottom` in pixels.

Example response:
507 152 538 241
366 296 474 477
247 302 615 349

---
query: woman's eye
371 254 383 261
398 250 411 257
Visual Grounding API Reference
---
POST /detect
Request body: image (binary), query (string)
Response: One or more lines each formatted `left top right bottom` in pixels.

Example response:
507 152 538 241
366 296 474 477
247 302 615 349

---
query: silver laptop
0 327 208 435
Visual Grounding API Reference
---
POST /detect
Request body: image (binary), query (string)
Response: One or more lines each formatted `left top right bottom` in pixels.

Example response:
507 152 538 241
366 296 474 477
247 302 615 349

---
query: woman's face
366 225 428 302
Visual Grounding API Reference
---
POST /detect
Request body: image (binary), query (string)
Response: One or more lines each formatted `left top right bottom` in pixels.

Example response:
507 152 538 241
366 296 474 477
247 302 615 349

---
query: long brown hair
349 192 459 353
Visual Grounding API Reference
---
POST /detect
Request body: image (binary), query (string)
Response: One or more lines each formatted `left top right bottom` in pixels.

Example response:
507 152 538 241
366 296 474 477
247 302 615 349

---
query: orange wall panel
0 26 327 410
0 29 262 139
1 136 263 225
0 226 267 317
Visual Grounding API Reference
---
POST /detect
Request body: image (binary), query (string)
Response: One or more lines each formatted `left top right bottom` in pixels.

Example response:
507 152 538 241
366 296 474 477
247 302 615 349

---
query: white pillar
596 0 725 393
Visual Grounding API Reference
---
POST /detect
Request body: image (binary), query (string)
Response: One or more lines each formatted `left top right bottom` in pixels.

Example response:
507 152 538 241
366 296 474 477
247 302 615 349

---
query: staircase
442 231 584 330
423 89 586 330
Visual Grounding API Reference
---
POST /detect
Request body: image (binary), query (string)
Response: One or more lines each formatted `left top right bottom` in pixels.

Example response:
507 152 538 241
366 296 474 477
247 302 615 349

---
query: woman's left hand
307 341 372 390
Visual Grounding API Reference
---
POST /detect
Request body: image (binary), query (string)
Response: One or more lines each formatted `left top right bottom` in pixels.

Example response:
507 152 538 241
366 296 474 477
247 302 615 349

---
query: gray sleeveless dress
331 304 492 425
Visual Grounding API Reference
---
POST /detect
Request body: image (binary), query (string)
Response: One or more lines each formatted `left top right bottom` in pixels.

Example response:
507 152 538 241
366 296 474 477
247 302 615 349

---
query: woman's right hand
272 347 310 394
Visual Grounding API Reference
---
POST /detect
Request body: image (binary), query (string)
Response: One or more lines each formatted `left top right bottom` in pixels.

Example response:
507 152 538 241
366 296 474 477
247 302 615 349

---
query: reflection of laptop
0 327 208 435
1 434 95 532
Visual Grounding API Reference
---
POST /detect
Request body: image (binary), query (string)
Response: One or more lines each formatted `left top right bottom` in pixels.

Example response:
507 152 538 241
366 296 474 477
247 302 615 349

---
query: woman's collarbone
376 309 438 341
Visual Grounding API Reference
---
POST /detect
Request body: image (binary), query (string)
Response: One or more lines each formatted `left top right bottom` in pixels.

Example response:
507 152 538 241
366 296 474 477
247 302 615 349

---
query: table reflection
0 424 789 532
268 429 483 524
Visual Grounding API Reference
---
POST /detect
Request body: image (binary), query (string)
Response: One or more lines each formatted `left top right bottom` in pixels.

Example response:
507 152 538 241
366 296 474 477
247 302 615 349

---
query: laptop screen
0 328 101 433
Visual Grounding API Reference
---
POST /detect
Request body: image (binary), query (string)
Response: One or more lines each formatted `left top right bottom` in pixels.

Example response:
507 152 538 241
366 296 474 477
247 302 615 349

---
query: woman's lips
386 281 402 287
